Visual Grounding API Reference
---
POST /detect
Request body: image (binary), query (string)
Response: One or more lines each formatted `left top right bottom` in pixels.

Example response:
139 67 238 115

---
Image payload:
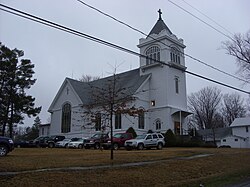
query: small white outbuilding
220 117 250 148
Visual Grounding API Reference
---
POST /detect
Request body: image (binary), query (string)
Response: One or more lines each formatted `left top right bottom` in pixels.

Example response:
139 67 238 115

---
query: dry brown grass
0 148 250 187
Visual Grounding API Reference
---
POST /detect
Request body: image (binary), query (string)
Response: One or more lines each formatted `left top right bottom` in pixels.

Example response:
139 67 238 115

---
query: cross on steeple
158 9 162 20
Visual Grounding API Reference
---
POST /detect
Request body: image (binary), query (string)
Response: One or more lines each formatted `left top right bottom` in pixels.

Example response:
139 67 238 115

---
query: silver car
68 138 85 149
55 138 78 148
124 133 165 150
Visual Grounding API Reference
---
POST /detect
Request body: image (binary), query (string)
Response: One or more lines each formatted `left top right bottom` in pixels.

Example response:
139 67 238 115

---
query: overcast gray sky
0 0 250 126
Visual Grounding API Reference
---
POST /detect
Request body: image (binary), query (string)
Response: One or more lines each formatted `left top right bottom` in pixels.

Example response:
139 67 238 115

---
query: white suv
124 133 165 150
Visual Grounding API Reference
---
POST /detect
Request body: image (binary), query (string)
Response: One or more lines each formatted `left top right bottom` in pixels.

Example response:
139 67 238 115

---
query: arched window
115 113 122 129
146 46 160 65
155 119 161 130
95 113 101 131
175 76 179 94
61 103 71 133
170 47 180 64
138 111 145 129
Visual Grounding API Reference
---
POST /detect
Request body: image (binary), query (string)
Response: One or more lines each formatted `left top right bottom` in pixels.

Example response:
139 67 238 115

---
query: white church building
47 10 191 138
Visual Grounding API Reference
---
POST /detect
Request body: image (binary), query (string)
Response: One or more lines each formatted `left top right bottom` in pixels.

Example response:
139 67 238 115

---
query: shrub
126 127 137 138
164 129 177 147
147 129 154 134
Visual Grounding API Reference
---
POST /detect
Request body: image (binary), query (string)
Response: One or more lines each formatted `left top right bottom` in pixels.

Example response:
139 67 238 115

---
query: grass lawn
0 147 250 186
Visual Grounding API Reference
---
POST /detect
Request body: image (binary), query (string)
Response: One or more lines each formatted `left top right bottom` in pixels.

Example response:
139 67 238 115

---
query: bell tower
137 10 189 132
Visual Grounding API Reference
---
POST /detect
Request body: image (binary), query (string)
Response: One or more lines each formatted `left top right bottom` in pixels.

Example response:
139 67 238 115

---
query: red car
103 133 133 150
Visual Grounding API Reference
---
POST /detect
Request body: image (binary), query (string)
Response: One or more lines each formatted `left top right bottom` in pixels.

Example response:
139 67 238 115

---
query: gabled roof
67 68 150 106
230 117 250 127
148 17 172 37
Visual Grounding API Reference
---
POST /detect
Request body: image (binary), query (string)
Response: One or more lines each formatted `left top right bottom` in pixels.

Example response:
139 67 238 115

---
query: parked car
47 135 66 148
84 132 109 149
103 133 133 150
124 133 165 150
68 138 86 149
0 136 14 156
14 140 31 148
31 136 50 148
55 138 79 148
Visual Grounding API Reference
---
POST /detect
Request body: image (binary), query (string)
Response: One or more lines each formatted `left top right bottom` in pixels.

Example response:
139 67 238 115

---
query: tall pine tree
0 42 41 138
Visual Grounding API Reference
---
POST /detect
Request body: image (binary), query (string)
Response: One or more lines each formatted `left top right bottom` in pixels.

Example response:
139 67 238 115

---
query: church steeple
148 9 172 36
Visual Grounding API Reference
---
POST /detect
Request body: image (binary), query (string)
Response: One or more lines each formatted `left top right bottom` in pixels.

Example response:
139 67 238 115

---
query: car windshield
136 134 146 139
92 133 104 138
63 139 71 142
73 138 82 142
113 134 122 138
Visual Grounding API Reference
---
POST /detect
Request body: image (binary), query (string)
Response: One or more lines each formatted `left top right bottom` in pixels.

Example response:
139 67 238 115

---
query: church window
138 111 145 129
115 113 122 129
170 47 181 64
151 100 155 106
95 113 101 131
155 119 161 130
146 46 160 65
175 77 179 94
61 103 71 133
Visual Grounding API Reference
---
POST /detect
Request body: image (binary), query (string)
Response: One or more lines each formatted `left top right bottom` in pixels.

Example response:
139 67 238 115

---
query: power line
75 0 250 84
167 0 234 41
0 4 249 95
180 0 234 37
167 0 250 65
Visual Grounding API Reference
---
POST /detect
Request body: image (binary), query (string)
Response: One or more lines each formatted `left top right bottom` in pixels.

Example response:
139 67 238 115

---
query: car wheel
17 145 21 148
0 145 8 157
94 143 100 149
48 143 54 148
157 143 163 150
65 144 68 148
137 143 144 150
113 143 119 150
78 144 83 149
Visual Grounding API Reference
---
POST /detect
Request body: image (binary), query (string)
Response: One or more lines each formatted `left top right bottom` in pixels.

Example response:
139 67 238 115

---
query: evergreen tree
164 129 176 147
126 127 137 138
0 42 41 138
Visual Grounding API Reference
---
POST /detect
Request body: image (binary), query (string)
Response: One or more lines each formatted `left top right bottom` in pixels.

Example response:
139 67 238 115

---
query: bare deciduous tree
79 75 100 82
188 86 222 130
221 93 247 125
74 72 145 160
222 30 250 81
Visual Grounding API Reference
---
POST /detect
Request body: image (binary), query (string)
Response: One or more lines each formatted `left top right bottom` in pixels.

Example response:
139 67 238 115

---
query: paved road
226 179 250 187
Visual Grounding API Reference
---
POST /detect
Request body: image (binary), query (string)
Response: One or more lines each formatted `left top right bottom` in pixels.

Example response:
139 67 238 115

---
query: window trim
155 119 161 130
95 113 101 131
138 111 145 129
170 47 181 64
115 112 122 129
145 46 160 65
175 76 179 94
61 103 71 133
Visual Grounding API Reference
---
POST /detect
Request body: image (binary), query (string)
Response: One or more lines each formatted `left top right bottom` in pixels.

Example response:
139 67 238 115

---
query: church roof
148 10 172 36
67 68 150 106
